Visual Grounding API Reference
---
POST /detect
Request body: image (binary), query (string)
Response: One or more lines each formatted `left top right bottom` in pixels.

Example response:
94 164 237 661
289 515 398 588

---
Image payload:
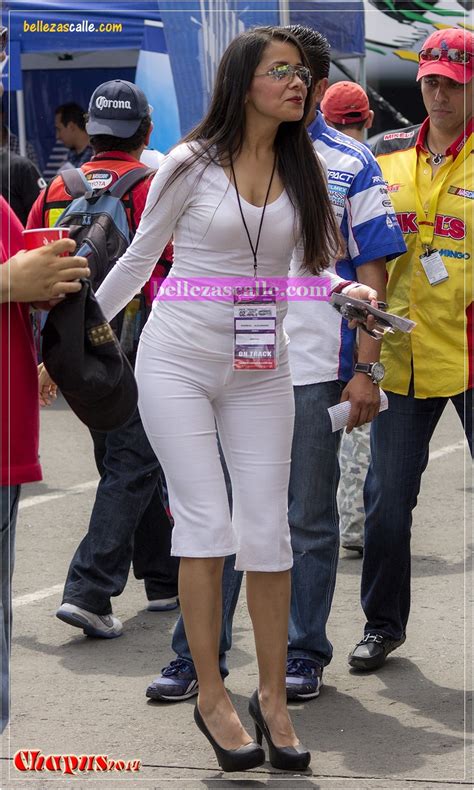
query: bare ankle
197 688 229 715
258 686 287 710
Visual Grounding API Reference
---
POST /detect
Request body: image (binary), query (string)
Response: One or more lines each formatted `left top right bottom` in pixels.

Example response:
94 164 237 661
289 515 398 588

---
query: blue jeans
287 381 344 667
172 381 343 671
362 388 472 641
1 485 20 733
63 408 179 615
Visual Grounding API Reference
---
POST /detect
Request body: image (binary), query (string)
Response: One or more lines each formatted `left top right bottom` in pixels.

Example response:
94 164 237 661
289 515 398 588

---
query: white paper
328 389 389 433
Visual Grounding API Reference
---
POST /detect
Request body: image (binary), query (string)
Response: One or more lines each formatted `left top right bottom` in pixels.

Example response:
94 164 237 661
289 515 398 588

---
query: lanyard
414 133 473 250
230 154 277 278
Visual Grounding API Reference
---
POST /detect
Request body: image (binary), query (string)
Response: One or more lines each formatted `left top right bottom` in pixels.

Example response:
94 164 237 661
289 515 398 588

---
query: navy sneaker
146 658 199 702
286 658 323 700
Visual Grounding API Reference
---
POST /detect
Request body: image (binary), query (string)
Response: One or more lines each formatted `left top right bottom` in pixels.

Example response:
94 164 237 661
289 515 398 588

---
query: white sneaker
56 603 123 638
146 597 179 612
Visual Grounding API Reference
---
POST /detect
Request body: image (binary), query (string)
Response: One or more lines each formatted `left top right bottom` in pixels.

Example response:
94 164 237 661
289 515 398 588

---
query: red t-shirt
1 196 42 486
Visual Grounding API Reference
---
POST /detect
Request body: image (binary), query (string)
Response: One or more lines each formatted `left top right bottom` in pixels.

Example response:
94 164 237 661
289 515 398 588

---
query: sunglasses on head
419 47 472 64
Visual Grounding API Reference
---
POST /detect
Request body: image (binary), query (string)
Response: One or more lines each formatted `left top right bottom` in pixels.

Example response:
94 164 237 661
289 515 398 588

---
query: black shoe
194 704 265 773
248 690 311 772
348 633 406 671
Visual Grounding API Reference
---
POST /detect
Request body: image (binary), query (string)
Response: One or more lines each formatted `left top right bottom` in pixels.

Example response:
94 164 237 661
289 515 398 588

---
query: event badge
233 286 277 370
420 249 449 286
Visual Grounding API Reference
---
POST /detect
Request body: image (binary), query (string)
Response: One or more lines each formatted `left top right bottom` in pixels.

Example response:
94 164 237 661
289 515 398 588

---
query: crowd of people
1 21 472 775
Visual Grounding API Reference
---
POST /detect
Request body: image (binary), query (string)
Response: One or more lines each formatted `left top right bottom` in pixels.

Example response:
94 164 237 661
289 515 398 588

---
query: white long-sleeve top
96 142 345 359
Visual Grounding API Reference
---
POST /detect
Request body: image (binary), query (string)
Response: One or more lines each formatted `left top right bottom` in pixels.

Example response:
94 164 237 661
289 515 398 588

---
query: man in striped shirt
283 26 406 700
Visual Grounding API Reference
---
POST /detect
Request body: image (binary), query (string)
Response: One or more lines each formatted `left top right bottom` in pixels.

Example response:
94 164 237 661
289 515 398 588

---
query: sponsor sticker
327 169 353 184
85 171 114 190
383 131 416 141
328 190 345 208
448 185 474 200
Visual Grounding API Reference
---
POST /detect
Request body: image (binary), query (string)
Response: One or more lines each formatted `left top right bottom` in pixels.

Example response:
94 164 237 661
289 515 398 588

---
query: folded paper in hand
328 389 389 433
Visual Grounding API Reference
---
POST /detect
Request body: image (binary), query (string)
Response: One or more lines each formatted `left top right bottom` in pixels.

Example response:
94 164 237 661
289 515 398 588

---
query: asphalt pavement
0 396 472 789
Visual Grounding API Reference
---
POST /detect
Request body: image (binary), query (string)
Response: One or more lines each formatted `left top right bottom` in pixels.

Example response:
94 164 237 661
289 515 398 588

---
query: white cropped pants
135 342 295 571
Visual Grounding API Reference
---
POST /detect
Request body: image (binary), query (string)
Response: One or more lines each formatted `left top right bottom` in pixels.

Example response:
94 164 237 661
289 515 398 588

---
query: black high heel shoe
194 703 265 773
248 690 311 772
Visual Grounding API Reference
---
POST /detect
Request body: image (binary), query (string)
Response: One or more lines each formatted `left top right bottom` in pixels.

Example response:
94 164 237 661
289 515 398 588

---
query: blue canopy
2 1 365 168
3 1 162 52
4 0 364 58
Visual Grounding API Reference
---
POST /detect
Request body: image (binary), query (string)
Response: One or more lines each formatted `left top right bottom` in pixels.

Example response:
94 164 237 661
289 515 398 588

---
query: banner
289 1 365 59
135 21 180 153
158 0 279 135
364 0 473 81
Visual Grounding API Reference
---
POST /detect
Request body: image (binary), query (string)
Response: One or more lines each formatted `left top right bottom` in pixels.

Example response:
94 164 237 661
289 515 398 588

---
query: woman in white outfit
97 27 376 773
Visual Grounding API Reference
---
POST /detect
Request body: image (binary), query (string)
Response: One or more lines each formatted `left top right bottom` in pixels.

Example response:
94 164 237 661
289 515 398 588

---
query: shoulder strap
41 179 53 226
60 168 92 198
109 166 155 200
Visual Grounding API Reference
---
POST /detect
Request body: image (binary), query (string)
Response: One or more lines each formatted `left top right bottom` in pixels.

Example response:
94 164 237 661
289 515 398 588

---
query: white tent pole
279 0 290 26
359 55 366 91
16 89 27 157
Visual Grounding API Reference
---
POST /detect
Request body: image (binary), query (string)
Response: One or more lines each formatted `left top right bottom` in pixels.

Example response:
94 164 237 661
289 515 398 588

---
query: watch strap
354 362 372 374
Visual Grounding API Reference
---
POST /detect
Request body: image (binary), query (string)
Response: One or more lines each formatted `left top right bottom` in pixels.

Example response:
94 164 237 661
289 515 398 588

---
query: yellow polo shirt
373 118 473 398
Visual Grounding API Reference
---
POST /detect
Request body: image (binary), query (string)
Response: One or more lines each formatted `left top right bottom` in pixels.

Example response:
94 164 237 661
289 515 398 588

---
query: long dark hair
156 26 343 274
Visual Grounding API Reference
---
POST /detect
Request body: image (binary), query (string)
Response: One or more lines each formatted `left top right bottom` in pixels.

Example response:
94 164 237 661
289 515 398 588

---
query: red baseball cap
321 82 370 126
417 28 474 84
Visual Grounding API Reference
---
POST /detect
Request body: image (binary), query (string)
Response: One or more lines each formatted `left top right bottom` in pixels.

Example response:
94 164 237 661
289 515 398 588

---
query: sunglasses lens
298 68 311 86
271 65 290 80
449 48 469 63
420 46 470 63
267 65 310 86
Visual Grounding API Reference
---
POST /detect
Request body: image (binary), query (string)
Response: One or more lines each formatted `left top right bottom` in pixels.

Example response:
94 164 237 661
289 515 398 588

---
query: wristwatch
354 361 385 384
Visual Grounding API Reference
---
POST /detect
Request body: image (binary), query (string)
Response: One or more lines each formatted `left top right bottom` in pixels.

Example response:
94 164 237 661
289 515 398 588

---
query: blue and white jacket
285 112 406 385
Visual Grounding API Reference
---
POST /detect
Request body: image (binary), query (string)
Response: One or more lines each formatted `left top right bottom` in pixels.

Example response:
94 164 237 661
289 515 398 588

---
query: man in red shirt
28 81 179 639
0 196 89 731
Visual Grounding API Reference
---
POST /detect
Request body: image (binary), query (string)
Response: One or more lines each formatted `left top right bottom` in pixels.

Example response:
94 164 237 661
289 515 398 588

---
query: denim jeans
63 407 179 614
362 388 472 641
287 381 344 667
1 485 20 733
172 382 344 672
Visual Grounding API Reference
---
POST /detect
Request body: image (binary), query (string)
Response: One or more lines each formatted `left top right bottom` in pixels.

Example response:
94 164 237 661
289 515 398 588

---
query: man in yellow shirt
348 27 473 671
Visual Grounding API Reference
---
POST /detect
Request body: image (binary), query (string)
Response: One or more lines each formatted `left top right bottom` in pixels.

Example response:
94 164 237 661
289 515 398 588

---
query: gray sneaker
56 603 123 638
147 597 179 612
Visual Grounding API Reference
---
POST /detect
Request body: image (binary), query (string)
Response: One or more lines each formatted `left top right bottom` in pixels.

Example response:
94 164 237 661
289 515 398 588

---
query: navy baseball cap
86 79 151 138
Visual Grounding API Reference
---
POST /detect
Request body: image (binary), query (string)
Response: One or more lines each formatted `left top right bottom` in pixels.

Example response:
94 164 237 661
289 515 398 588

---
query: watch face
372 362 385 382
